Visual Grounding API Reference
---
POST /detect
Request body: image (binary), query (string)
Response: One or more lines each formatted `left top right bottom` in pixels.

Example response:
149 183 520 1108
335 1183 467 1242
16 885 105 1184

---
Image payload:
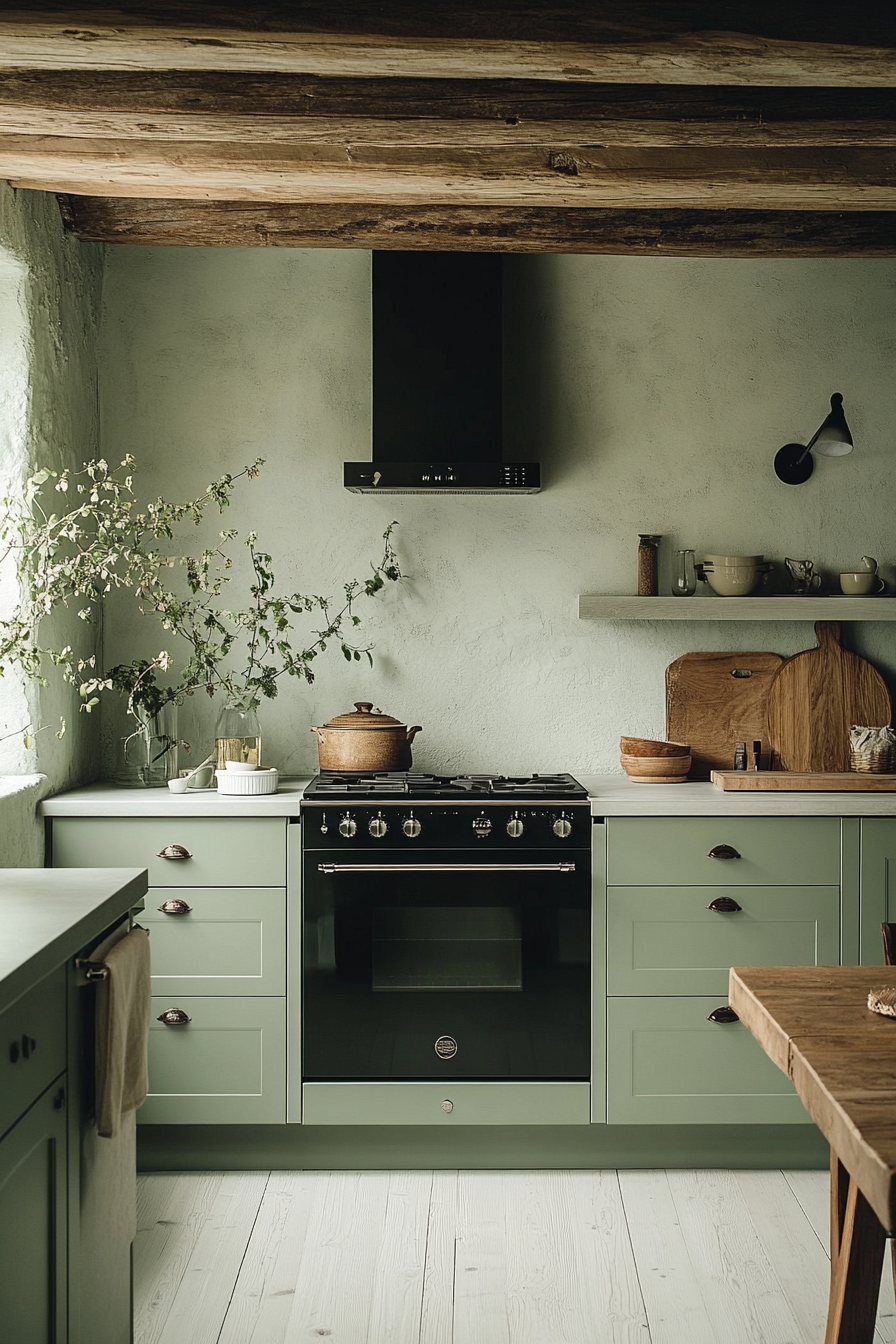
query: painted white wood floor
134 1169 896 1344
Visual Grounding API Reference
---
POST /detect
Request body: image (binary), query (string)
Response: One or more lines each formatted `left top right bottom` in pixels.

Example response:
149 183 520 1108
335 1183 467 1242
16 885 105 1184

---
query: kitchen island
0 866 148 1344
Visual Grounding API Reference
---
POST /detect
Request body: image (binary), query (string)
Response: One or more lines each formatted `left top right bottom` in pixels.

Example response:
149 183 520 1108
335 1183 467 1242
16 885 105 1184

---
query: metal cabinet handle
707 1006 740 1024
156 1008 192 1026
707 844 741 861
157 843 192 860
707 896 742 913
52 1086 66 1112
8 1041 19 1064
21 1034 37 1059
158 898 193 916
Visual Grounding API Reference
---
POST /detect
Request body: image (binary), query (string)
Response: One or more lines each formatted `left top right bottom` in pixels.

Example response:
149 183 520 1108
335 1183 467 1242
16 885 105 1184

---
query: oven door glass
303 849 591 1080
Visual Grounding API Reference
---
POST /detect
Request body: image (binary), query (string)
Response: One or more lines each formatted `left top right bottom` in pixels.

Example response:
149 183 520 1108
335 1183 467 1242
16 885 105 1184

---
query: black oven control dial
402 814 422 838
369 813 388 839
552 815 573 839
472 814 492 838
338 814 357 838
506 812 525 839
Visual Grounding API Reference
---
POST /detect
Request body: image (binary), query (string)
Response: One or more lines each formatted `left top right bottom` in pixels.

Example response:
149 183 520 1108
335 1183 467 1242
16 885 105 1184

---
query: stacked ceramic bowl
702 554 763 597
619 736 691 784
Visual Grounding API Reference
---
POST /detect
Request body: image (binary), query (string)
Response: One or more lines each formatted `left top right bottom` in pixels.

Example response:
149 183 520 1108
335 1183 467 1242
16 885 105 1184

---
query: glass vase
118 704 179 787
215 704 262 768
672 548 697 597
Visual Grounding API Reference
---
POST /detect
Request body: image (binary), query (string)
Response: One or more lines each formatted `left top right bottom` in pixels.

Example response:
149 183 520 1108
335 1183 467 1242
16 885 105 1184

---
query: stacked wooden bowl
619 736 691 783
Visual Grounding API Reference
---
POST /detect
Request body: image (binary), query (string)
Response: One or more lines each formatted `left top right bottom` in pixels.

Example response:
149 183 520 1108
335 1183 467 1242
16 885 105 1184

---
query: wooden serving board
712 770 896 792
765 621 891 773
665 651 784 779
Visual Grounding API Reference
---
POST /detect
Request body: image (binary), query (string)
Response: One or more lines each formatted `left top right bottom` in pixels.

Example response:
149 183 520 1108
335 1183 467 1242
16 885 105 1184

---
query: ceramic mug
840 572 885 595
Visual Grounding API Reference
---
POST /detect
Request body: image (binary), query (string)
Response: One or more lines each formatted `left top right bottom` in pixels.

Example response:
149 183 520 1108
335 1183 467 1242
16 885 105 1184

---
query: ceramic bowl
620 752 691 783
224 760 259 772
619 736 690 758
215 767 278 795
702 555 762 597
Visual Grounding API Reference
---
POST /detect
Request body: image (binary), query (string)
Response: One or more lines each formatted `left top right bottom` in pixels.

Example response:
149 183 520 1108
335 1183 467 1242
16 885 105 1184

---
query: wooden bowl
620 736 690 758
620 751 691 783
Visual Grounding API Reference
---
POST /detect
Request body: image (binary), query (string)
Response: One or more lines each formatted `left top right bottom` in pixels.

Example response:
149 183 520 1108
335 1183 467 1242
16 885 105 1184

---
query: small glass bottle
672 548 697 597
637 534 662 596
215 703 262 768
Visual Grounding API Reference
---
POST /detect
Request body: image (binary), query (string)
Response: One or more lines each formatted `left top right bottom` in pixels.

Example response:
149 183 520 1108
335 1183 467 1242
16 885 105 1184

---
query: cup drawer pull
707 844 741 861
157 1008 192 1026
158 898 193 916
707 1006 740 1024
707 896 742 913
157 844 192 860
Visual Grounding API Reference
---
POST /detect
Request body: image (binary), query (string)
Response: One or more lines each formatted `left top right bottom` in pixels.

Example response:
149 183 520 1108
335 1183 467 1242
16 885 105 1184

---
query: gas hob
303 771 587 801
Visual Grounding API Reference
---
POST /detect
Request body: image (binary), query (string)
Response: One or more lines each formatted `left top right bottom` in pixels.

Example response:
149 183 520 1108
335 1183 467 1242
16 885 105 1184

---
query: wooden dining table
729 965 896 1344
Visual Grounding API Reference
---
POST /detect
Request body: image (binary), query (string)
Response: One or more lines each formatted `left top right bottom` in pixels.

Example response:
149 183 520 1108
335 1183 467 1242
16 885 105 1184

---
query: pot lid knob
354 702 374 713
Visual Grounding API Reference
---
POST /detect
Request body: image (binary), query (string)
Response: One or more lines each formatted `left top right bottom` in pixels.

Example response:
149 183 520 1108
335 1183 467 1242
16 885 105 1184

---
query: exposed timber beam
4 140 895 211
1 75 895 148
0 7 894 86
57 198 896 257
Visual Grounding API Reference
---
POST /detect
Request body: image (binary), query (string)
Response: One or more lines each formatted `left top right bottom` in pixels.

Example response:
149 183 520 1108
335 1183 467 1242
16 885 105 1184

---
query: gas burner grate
306 771 587 801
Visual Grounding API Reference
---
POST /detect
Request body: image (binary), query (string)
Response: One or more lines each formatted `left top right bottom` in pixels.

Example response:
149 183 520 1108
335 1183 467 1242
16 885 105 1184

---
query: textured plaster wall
0 186 103 862
98 248 896 777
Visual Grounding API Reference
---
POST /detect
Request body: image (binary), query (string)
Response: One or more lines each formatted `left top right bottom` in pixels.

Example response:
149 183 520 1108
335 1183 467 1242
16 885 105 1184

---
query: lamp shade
812 392 854 456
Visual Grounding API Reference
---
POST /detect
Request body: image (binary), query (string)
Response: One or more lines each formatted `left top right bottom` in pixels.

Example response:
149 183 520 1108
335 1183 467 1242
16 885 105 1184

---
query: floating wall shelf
577 596 896 622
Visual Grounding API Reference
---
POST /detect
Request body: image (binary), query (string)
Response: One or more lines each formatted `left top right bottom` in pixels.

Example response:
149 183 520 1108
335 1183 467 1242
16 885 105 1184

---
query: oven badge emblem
434 1035 458 1060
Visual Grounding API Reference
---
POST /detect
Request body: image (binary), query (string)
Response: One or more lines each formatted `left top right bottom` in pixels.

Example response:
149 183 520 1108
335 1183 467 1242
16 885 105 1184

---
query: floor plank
147 1171 268 1344
419 1170 459 1344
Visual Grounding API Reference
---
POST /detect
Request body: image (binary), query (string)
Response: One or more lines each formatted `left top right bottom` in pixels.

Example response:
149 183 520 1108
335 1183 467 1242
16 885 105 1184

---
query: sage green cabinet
859 818 896 964
607 817 840 888
52 816 286 887
607 884 840 997
607 997 808 1125
142 996 286 1124
303 1081 590 1126
141 887 286 996
0 966 66 1139
0 1080 67 1344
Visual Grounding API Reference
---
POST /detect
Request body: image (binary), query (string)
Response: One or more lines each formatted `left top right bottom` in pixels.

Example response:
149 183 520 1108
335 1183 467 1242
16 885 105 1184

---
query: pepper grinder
638 534 662 596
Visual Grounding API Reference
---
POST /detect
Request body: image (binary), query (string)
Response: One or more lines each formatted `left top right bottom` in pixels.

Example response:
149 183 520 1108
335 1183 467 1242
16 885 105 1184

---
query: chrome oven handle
317 862 576 874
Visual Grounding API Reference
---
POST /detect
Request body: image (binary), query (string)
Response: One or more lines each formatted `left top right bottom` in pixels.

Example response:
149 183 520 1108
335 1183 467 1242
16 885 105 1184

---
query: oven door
302 849 591 1081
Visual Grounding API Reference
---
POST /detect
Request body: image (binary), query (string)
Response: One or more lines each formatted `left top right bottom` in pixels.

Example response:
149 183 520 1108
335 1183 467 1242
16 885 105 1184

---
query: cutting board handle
814 620 841 649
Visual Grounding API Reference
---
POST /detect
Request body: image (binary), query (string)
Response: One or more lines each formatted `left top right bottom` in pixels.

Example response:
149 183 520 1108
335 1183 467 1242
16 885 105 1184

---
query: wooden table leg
826 1148 887 1344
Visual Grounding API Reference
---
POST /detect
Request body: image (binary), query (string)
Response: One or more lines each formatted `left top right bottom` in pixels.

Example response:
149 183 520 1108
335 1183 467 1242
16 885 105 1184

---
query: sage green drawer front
607 817 840 888
141 996 285 1124
141 887 286 996
0 966 66 1140
52 817 286 887
607 885 840 996
302 1082 591 1126
607 997 808 1125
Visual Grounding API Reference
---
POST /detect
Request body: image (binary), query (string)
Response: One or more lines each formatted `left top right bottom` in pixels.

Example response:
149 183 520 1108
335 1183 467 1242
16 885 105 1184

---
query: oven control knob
472 814 492 838
338 814 357 838
369 814 388 839
402 815 422 838
506 813 524 839
552 816 572 839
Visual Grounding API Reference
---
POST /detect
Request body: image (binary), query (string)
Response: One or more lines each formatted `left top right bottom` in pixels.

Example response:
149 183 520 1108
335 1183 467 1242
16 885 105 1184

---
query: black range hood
344 251 540 494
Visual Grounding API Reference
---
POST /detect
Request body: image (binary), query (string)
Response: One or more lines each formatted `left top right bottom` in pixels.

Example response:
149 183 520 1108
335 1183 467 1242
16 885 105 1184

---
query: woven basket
851 745 896 774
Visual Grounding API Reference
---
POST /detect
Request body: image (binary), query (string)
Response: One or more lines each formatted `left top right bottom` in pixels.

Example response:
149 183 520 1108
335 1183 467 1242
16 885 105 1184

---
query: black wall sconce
774 392 854 485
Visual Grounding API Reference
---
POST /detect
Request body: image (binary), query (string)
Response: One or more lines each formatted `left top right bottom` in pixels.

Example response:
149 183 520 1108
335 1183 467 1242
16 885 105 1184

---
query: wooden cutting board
765 621 891 773
712 770 896 792
665 651 784 779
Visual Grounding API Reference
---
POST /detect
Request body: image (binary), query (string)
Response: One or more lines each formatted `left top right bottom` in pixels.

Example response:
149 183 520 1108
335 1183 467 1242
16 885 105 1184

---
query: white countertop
40 774 896 818
0 867 148 1014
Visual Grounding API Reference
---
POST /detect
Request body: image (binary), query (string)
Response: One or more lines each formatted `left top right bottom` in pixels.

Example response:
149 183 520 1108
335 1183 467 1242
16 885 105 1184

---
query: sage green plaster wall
97 249 896 776
0 187 103 861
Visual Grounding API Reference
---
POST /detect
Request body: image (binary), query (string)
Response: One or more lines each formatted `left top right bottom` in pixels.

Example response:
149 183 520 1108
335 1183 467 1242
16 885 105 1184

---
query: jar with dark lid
638 535 662 596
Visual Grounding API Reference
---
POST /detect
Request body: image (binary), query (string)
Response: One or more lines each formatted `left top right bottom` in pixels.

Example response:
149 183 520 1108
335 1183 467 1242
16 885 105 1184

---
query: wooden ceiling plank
0 20 894 87
56 197 896 257
2 107 895 149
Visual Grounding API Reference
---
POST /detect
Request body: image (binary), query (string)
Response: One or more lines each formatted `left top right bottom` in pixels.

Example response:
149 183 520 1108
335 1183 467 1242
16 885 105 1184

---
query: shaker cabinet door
860 819 896 964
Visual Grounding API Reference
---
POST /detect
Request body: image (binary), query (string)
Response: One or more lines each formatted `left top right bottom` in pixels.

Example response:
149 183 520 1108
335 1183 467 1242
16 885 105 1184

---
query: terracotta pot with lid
310 702 423 773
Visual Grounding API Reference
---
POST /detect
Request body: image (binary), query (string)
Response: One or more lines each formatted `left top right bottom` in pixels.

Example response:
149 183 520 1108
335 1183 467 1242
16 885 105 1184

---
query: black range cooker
300 772 592 1083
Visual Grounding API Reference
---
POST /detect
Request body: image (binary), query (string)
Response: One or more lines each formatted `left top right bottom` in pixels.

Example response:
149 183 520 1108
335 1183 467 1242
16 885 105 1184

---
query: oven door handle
316 862 576 874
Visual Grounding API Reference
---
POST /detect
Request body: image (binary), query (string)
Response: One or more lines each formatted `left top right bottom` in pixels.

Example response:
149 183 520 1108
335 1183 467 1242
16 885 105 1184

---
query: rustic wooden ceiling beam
1 11 894 86
2 75 895 147
57 197 896 257
5 139 895 211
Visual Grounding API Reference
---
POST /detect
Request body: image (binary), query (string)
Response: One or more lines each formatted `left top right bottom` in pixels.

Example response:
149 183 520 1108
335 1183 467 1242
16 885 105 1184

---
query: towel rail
75 920 149 986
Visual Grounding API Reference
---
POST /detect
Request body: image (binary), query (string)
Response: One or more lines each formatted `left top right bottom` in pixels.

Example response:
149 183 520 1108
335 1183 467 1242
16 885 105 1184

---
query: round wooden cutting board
765 621 891 773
